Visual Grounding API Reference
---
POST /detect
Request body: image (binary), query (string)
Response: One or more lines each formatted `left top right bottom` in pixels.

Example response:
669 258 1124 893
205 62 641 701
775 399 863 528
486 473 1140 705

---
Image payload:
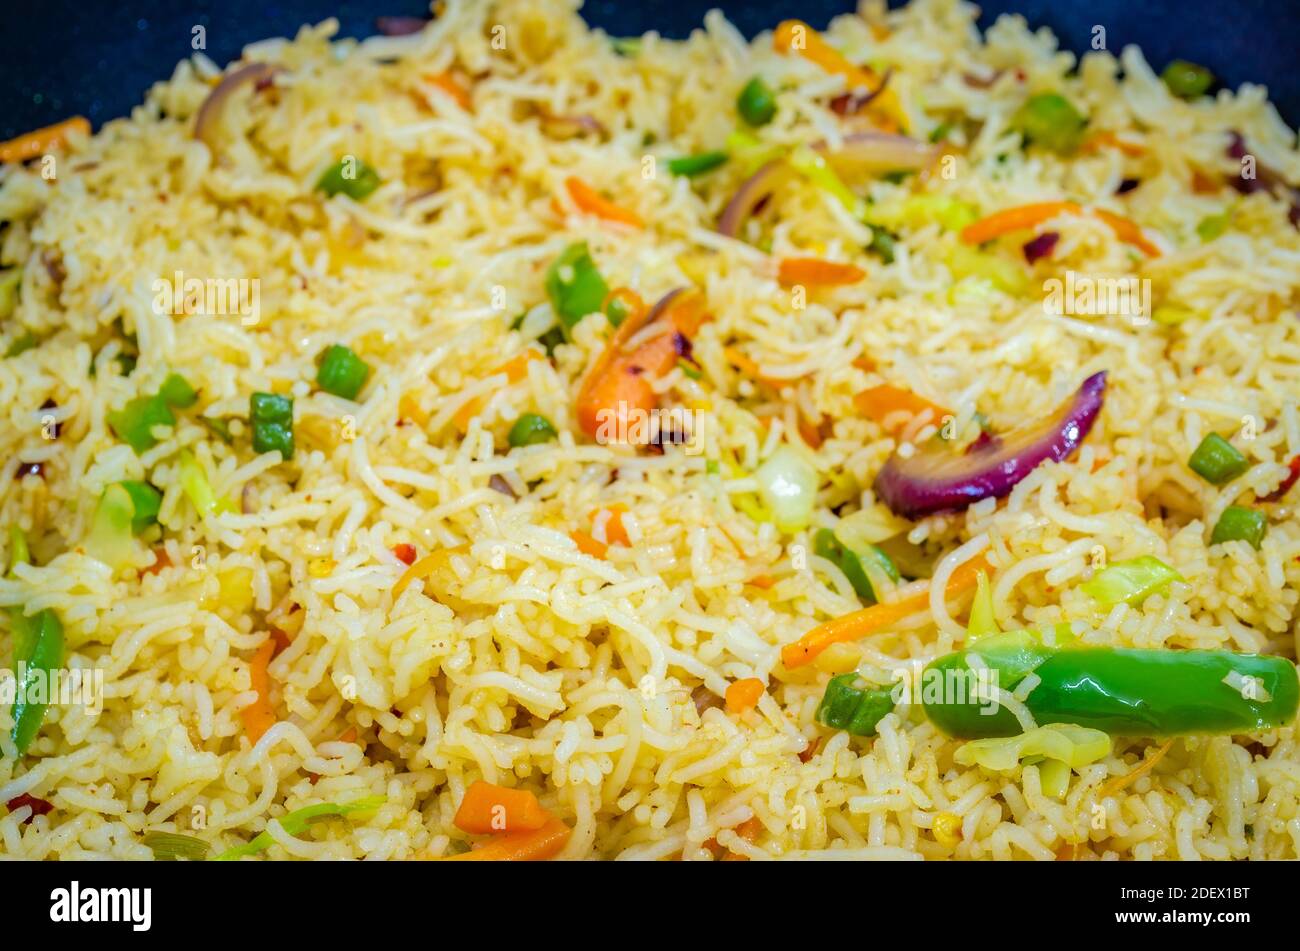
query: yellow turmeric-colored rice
1 0 1300 860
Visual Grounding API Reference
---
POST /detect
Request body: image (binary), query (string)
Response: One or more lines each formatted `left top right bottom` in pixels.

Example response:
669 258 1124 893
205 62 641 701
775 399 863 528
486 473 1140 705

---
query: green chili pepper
118 481 163 534
813 528 899 604
545 242 609 331
10 608 64 755
922 632 1298 739
508 413 558 448
1011 92 1086 154
1188 432 1247 484
159 372 198 409
316 158 381 201
212 796 385 860
250 392 294 460
1211 505 1267 549
1161 59 1214 100
316 344 371 400
737 77 777 127
815 673 897 736
107 394 175 453
667 151 729 177
817 628 1299 740
107 373 199 453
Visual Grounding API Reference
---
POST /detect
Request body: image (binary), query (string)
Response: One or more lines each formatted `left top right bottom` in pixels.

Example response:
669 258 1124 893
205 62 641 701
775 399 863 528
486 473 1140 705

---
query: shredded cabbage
1081 555 1183 606
966 570 1000 640
954 723 1112 772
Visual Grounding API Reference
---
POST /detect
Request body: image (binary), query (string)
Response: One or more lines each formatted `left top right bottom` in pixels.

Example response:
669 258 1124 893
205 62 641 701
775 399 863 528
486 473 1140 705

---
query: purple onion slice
818 131 939 176
374 16 429 36
874 371 1107 519
717 160 790 238
194 62 280 146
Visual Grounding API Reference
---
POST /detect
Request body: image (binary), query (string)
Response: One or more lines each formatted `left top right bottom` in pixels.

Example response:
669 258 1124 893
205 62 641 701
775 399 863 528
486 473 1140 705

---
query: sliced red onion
962 69 1004 89
874 372 1107 519
717 160 788 238
194 62 280 146
540 112 607 140
819 131 939 176
374 16 428 36
1226 130 1299 226
1022 231 1059 263
830 68 894 116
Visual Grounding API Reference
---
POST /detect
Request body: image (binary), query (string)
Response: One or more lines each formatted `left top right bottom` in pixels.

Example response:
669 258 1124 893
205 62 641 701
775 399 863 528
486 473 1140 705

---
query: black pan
1 0 1298 139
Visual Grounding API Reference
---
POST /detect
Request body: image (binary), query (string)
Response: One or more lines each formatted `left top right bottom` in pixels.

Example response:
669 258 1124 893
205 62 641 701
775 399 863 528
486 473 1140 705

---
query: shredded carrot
453 350 543 431
570 530 608 559
960 201 1084 244
720 815 765 860
392 543 417 566
454 780 549 835
797 415 824 449
777 256 866 287
268 625 293 656
772 20 905 129
441 814 571 861
339 727 359 743
576 290 706 438
601 287 646 325
749 574 776 589
564 176 642 228
855 384 951 435
1082 130 1145 157
0 117 90 165
1190 169 1219 194
142 546 172 577
1090 208 1163 257
782 554 990 668
425 71 471 111
852 355 876 372
598 504 631 547
393 545 468 599
1098 739 1174 800
241 640 277 744
961 201 1161 257
723 345 790 388
725 678 765 713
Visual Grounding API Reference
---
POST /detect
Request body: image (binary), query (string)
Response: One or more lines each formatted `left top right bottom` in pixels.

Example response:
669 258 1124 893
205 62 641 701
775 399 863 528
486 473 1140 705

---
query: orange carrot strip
720 815 765 860
1090 208 1162 257
725 678 765 713
777 257 866 287
774 20 879 91
854 384 950 435
441 815 571 861
749 574 776 589
426 71 471 111
453 350 543 431
1098 739 1174 800
399 392 430 427
1082 130 1145 157
393 545 468 599
241 640 277 744
576 290 704 438
570 530 608 559
339 727 359 743
453 780 549 835
782 554 990 669
0 117 90 164
962 201 1161 257
960 201 1083 245
601 287 646 325
600 505 631 547
723 345 790 388
564 176 642 228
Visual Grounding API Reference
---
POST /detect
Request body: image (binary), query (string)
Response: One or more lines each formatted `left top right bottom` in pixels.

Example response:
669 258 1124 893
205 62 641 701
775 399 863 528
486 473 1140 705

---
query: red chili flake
393 543 417 565
6 793 53 821
798 737 821 763
1261 455 1300 503
141 547 171 576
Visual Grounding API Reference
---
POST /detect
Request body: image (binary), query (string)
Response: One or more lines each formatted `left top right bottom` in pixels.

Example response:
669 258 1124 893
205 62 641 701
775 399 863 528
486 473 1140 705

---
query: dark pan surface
1 0 1298 140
